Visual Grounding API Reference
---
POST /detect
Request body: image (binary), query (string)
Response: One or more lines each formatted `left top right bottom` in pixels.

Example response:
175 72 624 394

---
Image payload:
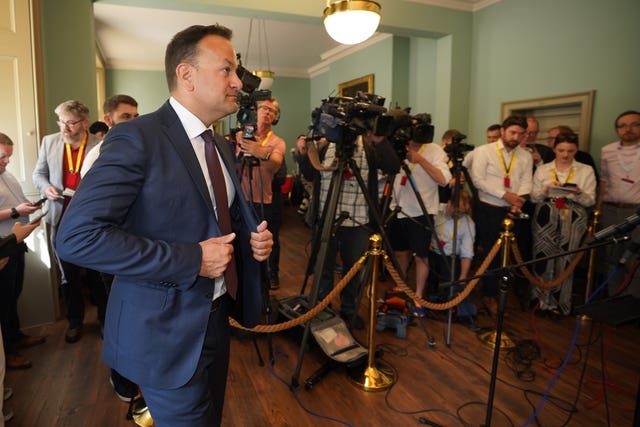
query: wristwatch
262 151 272 161
10 207 19 219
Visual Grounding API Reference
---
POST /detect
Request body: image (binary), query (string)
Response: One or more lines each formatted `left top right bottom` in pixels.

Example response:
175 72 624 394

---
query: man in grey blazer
32 100 107 343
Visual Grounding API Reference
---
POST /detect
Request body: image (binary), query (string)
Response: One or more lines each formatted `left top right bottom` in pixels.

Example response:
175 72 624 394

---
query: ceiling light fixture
245 18 274 90
323 0 381 45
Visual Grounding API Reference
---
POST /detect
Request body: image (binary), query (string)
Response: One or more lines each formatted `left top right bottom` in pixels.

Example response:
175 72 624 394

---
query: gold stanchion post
478 219 516 350
348 234 395 391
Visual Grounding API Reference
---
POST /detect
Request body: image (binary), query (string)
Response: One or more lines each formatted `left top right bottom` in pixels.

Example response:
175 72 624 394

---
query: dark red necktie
201 129 238 299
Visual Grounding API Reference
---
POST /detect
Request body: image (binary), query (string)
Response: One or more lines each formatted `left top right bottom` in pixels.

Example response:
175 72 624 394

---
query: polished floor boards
5 205 639 426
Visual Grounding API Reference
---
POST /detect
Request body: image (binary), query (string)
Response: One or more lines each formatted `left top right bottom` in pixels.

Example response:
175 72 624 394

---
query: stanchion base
478 329 516 349
348 362 395 392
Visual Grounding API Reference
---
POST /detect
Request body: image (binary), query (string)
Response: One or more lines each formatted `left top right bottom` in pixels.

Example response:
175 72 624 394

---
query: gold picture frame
338 74 374 97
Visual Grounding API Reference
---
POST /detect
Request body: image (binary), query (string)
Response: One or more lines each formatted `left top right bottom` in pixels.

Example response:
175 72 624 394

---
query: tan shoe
18 334 46 348
6 354 32 370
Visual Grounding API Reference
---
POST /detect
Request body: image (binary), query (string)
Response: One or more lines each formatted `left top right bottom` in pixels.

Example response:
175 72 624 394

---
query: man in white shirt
470 115 533 316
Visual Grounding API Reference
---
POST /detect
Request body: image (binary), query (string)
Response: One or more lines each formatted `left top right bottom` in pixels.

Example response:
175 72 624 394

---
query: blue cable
519 267 619 427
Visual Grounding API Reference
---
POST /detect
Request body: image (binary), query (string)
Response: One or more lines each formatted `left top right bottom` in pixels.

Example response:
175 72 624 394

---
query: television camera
310 92 387 155
375 108 435 160
236 54 272 140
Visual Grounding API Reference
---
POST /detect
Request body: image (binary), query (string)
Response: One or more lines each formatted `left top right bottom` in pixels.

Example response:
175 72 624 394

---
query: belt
211 293 228 313
604 201 638 209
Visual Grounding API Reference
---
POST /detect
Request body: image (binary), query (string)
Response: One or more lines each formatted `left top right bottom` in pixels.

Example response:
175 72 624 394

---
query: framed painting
338 74 374 97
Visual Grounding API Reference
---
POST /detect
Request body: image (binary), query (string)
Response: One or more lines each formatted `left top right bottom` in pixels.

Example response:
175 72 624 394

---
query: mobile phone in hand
32 197 47 206
29 210 48 225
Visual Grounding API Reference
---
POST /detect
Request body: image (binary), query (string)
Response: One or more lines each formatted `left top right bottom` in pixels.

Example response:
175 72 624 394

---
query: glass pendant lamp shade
323 0 381 45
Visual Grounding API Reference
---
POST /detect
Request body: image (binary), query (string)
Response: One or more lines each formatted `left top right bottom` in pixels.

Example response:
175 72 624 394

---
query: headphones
272 107 281 126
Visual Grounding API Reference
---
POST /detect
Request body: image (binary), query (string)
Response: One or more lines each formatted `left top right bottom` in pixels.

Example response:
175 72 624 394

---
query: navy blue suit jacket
56 101 263 389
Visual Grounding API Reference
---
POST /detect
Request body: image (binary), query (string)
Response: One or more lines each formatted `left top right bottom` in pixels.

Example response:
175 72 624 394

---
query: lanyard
497 143 516 188
400 144 427 186
438 215 459 247
552 166 574 184
496 143 516 177
259 131 272 147
65 132 87 174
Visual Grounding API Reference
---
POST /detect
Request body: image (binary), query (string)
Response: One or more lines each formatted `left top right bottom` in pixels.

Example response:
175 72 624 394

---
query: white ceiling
94 1 499 78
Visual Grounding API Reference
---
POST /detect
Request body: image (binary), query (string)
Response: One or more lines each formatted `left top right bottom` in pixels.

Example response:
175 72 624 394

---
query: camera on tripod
375 108 435 160
236 53 272 140
443 133 474 161
310 91 387 150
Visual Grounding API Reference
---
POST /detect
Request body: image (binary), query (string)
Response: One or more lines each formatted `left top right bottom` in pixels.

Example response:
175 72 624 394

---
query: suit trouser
0 251 24 355
59 260 107 327
140 295 231 427
476 202 525 298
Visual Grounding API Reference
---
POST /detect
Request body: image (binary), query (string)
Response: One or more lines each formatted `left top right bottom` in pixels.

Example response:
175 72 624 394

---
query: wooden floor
5 205 639 426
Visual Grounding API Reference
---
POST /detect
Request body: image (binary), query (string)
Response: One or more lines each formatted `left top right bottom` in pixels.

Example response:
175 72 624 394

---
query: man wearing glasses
598 110 640 296
33 100 107 344
236 97 286 289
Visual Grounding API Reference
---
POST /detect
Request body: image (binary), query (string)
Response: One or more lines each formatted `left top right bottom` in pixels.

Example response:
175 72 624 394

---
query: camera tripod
238 154 274 366
291 139 401 389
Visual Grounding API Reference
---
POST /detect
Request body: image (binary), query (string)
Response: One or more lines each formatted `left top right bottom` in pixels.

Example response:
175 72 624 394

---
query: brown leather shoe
6 354 32 370
18 335 46 348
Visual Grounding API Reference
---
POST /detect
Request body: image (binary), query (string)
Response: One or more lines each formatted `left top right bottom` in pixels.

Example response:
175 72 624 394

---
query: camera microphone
589 207 640 243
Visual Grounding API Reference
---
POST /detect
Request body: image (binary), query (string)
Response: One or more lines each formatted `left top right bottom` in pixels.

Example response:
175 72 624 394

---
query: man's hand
45 186 62 201
250 220 273 262
0 257 8 270
12 221 39 243
236 132 269 160
198 233 236 279
502 191 525 208
15 201 40 216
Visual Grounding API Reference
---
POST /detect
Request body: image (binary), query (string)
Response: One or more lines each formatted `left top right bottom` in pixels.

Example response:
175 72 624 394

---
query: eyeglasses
616 122 640 130
57 118 84 128
258 105 278 115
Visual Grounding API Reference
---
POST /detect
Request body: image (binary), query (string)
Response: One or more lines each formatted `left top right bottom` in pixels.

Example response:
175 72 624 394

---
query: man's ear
103 114 114 128
175 63 195 91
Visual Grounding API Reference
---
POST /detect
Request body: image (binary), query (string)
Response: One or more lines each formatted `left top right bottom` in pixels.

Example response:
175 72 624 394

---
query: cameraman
318 132 400 329
388 134 451 317
237 96 286 289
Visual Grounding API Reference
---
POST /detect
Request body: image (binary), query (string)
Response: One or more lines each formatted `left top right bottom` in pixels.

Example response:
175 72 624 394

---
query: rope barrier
510 227 594 290
385 238 503 311
229 254 365 332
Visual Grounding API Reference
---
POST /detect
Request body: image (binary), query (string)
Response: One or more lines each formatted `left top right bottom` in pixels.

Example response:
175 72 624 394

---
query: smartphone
562 183 577 188
29 210 48 225
32 197 47 206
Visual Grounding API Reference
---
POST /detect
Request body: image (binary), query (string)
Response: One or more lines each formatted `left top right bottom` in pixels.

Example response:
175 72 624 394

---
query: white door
0 0 55 326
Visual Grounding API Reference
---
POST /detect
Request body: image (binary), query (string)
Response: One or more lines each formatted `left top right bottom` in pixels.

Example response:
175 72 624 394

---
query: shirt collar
169 97 210 139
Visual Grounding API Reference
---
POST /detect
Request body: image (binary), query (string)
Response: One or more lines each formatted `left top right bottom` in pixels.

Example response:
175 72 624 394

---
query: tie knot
201 129 214 144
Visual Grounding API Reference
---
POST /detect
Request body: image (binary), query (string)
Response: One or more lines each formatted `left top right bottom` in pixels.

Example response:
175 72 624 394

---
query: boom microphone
590 207 640 243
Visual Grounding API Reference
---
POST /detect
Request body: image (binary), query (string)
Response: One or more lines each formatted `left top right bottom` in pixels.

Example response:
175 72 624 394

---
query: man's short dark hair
103 94 138 115
165 24 233 91
89 121 109 135
487 124 501 132
615 110 640 127
501 115 527 130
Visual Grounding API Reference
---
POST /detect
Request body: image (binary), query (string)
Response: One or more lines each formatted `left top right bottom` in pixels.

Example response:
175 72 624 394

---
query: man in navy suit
56 25 273 427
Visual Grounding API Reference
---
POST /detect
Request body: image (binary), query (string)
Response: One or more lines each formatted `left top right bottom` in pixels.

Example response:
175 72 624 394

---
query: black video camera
236 54 272 140
443 133 474 160
374 108 434 159
310 91 387 148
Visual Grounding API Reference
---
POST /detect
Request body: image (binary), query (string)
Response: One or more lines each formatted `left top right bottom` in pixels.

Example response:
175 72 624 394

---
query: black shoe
269 276 280 290
110 369 138 402
65 325 82 343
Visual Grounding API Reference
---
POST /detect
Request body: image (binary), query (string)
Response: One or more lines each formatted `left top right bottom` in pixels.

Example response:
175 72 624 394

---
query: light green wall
40 0 97 132
469 0 640 163
105 69 168 115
